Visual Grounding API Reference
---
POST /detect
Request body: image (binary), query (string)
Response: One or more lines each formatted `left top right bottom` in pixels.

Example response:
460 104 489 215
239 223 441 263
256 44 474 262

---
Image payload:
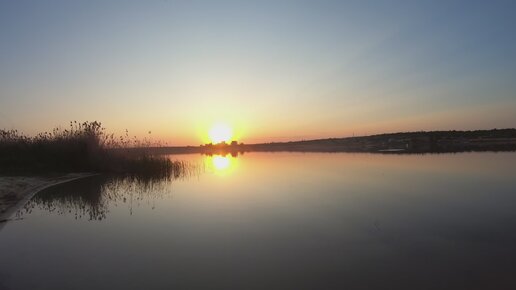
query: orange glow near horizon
208 123 233 144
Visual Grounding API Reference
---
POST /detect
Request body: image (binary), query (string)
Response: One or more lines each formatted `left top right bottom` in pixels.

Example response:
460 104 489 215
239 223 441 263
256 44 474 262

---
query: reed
0 121 179 175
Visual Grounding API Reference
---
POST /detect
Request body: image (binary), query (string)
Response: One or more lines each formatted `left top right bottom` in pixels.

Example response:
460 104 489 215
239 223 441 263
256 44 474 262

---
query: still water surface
1 152 516 290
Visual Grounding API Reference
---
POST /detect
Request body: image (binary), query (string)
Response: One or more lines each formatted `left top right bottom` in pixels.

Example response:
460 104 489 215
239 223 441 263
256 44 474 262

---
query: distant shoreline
128 128 516 155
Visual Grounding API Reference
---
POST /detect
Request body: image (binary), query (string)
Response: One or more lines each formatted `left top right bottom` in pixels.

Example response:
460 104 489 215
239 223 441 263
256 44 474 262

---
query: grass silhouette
0 121 180 175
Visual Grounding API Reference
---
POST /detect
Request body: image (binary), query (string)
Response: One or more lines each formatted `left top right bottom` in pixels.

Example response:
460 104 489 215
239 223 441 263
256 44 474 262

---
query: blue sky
1 0 515 144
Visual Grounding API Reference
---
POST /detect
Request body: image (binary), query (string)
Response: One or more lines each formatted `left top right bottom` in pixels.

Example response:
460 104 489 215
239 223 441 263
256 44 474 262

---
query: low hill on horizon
147 128 516 154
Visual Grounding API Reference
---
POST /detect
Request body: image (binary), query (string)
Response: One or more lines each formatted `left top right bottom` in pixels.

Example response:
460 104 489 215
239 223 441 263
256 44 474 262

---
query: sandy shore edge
0 173 99 223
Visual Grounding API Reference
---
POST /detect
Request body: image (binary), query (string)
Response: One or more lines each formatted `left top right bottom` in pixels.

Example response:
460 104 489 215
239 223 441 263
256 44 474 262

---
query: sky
0 0 515 145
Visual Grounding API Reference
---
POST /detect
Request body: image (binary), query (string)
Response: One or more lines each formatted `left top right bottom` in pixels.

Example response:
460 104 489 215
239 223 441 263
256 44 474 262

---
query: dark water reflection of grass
17 162 202 221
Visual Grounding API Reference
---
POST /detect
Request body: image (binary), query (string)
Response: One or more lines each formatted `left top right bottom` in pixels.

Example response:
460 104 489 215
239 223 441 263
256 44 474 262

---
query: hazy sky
1 0 515 145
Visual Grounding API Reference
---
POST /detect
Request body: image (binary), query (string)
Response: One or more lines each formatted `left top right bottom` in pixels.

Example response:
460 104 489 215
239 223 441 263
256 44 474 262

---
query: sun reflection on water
213 155 230 170
206 154 238 175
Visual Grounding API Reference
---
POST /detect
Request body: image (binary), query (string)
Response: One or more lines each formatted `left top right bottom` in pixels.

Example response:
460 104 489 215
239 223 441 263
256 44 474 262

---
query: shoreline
0 173 98 224
123 128 516 156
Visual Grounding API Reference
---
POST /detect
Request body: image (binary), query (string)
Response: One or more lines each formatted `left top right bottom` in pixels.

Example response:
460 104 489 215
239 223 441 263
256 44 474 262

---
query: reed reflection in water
17 160 202 221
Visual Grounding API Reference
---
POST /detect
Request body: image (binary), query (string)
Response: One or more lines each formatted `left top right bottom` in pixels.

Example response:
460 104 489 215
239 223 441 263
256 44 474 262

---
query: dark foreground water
1 152 516 290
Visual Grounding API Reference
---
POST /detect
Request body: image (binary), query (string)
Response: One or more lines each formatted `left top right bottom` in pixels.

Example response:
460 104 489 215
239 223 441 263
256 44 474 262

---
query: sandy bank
0 173 98 223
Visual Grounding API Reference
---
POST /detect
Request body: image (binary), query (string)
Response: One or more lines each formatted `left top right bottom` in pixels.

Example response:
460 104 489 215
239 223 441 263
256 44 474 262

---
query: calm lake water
1 152 516 290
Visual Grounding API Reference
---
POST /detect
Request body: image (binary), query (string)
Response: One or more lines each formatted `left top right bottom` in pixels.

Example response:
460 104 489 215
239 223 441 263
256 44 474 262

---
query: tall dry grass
0 121 178 175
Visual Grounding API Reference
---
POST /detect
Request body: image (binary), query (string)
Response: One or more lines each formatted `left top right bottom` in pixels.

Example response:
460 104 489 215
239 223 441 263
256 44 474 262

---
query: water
1 152 516 290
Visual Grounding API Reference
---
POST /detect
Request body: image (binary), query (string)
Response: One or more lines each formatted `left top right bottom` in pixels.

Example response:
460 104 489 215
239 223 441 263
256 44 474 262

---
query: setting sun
208 123 233 144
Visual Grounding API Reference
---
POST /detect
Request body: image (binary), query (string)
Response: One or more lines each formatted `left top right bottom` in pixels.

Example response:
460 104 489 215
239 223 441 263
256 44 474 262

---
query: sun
208 123 233 144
